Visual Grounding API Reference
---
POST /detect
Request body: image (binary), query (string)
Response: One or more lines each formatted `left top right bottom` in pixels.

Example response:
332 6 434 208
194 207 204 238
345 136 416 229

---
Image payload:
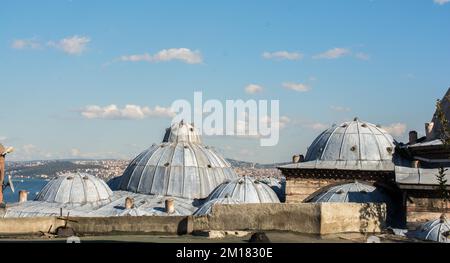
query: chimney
165 199 175 214
292 155 305 163
425 122 434 140
125 197 134 209
18 190 28 203
409 131 418 144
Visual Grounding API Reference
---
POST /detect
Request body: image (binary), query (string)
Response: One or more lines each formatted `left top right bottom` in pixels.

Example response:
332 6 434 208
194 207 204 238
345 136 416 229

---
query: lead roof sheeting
395 166 450 186
4 191 197 218
207 176 280 203
116 142 238 199
281 119 395 171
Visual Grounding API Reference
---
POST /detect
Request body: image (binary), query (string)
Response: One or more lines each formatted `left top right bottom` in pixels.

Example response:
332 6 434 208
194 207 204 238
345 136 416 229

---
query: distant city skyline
1 0 449 163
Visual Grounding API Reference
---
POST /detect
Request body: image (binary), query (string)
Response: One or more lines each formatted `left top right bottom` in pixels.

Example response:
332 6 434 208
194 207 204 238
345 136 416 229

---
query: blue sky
1 0 449 163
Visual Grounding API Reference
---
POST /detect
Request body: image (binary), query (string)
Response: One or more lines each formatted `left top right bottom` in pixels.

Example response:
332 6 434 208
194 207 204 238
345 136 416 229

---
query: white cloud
313 48 350 59
245 84 264 94
434 0 450 5
47 35 90 55
305 122 328 131
120 48 202 64
80 104 175 120
355 52 370 60
260 115 291 130
382 123 407 137
0 136 6 141
262 51 303 60
330 105 351 112
11 39 40 50
282 82 311 92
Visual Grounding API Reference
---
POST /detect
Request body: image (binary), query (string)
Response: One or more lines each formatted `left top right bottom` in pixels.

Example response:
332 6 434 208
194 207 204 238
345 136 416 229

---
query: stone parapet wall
0 203 386 236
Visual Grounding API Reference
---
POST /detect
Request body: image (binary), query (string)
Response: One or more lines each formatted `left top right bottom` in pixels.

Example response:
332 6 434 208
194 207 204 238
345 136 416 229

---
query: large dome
35 173 113 206
281 118 396 171
114 121 239 199
207 176 280 203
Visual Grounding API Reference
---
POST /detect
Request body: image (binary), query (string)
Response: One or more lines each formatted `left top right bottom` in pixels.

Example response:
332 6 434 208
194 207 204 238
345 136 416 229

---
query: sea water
3 178 49 203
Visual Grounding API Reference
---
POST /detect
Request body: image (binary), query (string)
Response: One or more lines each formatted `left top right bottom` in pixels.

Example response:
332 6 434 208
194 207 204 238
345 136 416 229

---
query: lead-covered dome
114 121 239 199
281 118 396 171
194 197 242 216
305 181 391 203
35 173 113 206
163 120 202 144
207 176 280 203
410 216 450 243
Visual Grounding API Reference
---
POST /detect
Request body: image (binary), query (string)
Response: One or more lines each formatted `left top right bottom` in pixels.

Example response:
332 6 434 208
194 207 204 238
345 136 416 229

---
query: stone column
165 199 175 214
125 197 134 209
19 190 28 203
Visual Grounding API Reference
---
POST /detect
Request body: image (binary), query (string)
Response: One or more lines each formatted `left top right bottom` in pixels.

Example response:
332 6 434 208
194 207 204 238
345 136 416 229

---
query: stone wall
0 203 386 236
285 178 338 203
406 194 450 222
195 203 386 235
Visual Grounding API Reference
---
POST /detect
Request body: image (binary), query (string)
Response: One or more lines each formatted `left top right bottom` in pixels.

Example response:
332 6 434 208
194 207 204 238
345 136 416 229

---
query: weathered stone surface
0 203 386 235
285 178 337 202
320 203 386 234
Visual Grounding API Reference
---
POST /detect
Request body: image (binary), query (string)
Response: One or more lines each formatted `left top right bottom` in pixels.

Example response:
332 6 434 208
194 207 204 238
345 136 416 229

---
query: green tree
435 95 450 212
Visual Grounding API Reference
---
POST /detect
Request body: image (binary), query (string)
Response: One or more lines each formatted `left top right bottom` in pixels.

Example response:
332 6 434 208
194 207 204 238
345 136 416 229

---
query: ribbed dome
207 176 280 203
194 197 242 216
306 181 391 203
115 122 239 199
35 173 113 206
281 118 396 171
306 118 395 162
163 120 202 144
410 216 450 243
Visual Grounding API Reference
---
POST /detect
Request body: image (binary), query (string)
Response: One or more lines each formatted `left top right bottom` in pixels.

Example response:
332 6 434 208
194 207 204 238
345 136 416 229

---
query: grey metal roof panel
395 166 450 186
280 160 395 171
206 176 280 203
5 191 197 218
407 139 443 148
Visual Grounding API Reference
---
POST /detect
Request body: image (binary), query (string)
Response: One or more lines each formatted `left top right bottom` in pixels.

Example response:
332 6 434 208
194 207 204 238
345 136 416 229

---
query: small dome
411 216 450 243
306 118 395 162
115 142 238 199
194 197 242 216
207 176 280 203
306 181 391 203
35 173 113 206
163 120 202 144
